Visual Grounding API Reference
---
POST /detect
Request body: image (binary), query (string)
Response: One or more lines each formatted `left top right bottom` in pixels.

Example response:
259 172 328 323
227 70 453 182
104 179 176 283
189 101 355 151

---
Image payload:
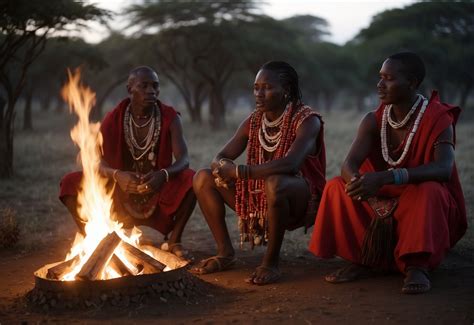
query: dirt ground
0 219 473 324
0 109 473 324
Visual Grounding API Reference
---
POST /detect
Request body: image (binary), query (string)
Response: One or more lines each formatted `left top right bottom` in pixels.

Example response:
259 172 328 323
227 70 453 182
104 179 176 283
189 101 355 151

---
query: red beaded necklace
235 103 316 248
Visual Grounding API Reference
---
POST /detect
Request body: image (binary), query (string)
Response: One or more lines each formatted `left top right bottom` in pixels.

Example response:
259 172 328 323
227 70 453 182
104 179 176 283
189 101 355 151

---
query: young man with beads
192 61 326 285
59 66 196 258
308 52 466 294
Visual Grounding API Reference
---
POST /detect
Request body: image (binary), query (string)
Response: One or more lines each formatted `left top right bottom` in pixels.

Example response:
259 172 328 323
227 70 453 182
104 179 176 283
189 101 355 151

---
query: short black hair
260 61 302 106
388 52 425 88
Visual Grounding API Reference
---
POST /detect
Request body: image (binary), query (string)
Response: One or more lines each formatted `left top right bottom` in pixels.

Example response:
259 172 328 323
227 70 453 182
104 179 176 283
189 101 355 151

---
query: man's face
253 69 286 113
128 70 160 108
377 59 414 105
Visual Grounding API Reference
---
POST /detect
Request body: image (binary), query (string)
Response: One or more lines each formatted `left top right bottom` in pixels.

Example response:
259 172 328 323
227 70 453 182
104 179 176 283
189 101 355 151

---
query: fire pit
27 69 206 310
29 262 203 310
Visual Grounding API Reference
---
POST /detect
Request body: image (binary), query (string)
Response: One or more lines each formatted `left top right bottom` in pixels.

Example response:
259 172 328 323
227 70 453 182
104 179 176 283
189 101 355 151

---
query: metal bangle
160 168 169 182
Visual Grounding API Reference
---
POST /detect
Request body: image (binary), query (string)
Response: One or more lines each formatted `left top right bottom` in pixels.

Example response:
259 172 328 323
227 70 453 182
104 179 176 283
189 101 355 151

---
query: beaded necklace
123 104 161 169
235 103 316 248
387 94 422 129
381 95 428 167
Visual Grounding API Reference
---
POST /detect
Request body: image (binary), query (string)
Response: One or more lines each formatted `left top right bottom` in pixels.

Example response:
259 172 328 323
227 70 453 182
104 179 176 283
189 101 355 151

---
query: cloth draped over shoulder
309 91 466 272
59 98 195 235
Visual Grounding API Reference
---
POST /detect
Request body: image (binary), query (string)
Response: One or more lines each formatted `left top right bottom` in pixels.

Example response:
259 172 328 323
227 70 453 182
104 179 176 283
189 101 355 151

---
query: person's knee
264 175 287 203
193 168 213 193
405 181 445 199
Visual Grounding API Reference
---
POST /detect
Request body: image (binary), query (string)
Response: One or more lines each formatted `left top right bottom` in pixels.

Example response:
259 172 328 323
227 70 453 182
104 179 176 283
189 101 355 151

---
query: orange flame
60 68 123 280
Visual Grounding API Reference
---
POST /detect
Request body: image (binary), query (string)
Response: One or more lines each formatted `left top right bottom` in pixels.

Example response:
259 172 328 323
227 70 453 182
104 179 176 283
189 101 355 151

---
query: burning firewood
46 255 81 280
76 232 121 281
108 254 133 277
119 241 166 274
139 244 189 269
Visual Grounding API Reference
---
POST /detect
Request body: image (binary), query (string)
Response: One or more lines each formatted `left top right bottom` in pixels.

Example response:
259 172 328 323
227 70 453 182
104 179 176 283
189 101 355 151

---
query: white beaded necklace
387 94 422 129
381 95 428 167
259 107 287 152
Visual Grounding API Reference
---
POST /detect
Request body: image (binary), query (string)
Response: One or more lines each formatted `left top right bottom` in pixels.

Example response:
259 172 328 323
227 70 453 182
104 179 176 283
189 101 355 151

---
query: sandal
190 255 236 275
324 263 372 284
245 265 281 285
402 267 431 294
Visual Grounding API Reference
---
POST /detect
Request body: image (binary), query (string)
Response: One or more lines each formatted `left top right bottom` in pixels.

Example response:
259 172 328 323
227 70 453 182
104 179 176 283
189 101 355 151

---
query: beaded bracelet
392 168 409 185
160 168 169 182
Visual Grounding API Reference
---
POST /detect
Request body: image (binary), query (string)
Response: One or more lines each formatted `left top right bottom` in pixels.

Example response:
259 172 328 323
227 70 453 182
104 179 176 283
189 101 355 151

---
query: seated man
59 66 196 257
309 52 467 294
192 61 326 285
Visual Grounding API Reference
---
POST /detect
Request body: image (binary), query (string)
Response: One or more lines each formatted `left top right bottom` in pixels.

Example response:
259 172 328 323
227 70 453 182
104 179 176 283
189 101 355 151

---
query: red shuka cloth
308 91 467 272
59 98 195 235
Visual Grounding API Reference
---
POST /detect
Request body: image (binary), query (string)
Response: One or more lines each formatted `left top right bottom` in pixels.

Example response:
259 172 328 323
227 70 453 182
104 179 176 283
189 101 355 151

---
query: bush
0 208 20 248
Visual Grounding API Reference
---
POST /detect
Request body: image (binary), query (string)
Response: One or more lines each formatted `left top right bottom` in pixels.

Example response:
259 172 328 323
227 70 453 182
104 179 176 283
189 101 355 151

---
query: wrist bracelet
112 169 119 183
161 168 169 182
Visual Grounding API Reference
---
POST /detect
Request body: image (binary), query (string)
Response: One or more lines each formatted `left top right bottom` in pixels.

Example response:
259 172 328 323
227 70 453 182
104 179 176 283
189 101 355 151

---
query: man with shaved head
59 66 196 257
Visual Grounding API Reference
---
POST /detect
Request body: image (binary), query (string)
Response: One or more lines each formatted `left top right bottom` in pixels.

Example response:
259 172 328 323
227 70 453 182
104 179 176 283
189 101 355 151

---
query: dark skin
331 58 455 291
64 67 196 249
192 69 321 284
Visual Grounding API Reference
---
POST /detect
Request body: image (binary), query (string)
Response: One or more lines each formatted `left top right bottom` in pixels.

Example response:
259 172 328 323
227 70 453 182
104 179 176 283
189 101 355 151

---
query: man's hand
114 171 141 194
136 170 167 194
212 159 237 189
345 172 384 201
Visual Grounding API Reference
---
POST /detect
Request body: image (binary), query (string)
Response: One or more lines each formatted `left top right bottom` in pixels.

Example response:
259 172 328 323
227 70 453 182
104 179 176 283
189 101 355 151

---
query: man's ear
409 76 419 90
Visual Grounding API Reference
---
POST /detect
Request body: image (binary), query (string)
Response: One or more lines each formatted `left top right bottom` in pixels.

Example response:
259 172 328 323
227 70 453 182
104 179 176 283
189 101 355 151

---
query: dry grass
0 105 472 259
0 208 20 248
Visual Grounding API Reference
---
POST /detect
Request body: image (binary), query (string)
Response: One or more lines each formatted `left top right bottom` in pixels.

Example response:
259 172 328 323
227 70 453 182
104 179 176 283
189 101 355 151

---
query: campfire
36 69 187 283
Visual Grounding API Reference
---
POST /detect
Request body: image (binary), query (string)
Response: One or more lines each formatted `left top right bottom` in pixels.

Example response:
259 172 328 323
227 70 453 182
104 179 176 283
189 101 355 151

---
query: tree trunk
40 95 51 111
0 101 15 178
23 88 33 130
208 87 226 130
93 77 127 120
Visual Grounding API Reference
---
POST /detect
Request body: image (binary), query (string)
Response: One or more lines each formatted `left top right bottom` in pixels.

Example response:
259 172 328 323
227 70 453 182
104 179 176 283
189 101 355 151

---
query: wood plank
75 232 121 281
46 255 80 280
119 241 165 274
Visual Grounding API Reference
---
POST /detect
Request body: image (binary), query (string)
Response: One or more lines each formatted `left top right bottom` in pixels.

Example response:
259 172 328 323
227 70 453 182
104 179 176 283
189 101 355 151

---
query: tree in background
352 1 474 107
0 0 107 177
128 0 260 128
21 37 106 130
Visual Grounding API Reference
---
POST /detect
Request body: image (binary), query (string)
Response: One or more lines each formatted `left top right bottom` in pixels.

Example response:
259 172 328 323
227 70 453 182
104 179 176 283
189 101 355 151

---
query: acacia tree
352 2 474 107
127 0 259 129
0 0 107 177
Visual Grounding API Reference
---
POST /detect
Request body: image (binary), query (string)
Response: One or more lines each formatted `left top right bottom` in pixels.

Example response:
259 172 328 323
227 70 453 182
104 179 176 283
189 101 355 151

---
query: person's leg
191 168 236 273
167 190 197 251
250 175 310 285
394 181 454 294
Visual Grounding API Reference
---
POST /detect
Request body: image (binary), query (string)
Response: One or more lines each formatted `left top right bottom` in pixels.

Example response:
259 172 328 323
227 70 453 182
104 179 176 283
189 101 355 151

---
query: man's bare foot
402 267 431 294
245 265 281 285
190 255 236 275
325 263 372 283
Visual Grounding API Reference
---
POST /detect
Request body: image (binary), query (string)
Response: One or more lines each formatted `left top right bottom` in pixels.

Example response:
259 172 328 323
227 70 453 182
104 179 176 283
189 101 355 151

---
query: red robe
308 91 467 272
59 98 195 235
